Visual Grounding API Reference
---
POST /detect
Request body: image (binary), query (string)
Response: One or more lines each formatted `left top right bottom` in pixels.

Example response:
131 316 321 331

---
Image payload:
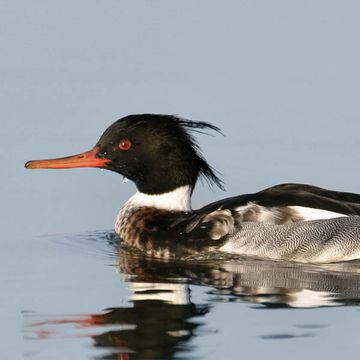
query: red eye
119 139 132 150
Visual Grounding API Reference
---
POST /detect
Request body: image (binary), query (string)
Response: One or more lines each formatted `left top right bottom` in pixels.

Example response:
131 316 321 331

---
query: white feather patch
286 289 338 308
125 185 191 211
129 282 190 305
288 206 346 221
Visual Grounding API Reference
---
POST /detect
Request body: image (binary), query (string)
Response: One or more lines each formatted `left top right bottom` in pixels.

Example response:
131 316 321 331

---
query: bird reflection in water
24 233 360 359
89 296 208 359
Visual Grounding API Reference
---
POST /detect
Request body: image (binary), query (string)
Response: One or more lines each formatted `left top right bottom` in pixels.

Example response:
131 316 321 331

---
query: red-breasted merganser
25 114 360 263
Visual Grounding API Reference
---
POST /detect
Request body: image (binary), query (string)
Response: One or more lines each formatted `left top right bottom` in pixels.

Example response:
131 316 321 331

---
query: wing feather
199 183 360 216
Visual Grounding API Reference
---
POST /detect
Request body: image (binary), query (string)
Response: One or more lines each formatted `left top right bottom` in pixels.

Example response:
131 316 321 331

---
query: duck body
26 114 360 263
115 183 360 262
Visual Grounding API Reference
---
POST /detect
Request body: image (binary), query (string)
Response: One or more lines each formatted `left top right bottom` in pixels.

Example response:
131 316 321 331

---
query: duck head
25 114 224 195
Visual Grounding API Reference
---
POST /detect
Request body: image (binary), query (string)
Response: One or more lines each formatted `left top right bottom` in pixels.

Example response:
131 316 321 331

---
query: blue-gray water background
2 1 360 359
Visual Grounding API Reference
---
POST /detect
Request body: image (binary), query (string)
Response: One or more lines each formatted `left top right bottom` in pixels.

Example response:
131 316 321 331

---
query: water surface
22 232 360 359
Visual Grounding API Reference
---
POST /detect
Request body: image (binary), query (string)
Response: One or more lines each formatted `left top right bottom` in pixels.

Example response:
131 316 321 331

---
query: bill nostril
97 152 107 158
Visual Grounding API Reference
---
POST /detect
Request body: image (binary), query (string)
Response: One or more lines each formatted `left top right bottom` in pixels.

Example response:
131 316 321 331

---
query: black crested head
96 114 224 194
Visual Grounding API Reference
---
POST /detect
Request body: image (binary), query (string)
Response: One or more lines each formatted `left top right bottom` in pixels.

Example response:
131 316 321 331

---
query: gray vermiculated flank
221 216 360 263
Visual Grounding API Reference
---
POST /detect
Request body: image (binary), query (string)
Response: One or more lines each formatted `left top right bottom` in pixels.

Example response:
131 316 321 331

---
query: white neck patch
129 282 190 305
125 185 192 212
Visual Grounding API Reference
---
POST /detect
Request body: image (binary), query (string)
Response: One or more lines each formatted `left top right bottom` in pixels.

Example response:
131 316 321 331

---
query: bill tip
25 161 32 169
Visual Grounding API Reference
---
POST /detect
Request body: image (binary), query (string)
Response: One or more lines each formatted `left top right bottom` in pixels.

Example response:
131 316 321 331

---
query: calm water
2 1 360 359
20 231 360 360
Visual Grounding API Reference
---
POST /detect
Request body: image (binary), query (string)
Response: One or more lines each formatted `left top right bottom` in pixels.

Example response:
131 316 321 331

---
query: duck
25 114 360 263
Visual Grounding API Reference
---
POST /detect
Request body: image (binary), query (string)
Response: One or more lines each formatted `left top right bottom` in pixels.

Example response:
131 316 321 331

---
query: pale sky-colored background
2 0 360 235
1 1 360 359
